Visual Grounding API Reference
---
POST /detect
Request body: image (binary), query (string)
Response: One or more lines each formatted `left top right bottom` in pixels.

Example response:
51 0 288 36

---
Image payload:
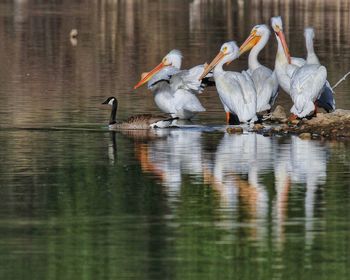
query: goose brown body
102 97 177 130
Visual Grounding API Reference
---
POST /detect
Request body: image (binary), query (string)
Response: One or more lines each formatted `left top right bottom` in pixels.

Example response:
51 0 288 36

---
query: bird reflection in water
135 129 204 200
108 132 117 165
273 136 327 249
116 129 328 245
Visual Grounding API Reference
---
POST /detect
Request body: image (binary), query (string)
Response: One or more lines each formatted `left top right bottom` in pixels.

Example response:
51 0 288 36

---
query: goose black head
102 96 118 106
102 97 118 125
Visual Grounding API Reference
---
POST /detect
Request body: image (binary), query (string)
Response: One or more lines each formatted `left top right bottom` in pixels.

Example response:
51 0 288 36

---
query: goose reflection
108 132 117 165
273 136 327 247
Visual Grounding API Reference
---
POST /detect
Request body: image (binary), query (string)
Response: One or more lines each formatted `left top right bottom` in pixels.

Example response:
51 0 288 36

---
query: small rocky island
228 106 350 140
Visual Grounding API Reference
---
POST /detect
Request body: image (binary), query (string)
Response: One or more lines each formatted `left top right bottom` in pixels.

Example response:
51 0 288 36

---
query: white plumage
290 64 327 117
135 50 209 120
239 24 279 112
200 41 257 123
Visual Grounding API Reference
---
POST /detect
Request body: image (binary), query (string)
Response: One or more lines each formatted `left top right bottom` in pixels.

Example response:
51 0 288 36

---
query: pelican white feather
134 49 209 119
290 64 327 117
239 24 279 112
199 41 257 123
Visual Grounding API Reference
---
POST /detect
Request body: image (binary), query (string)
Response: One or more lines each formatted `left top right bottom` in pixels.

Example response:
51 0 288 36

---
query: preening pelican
134 50 208 120
102 97 178 129
271 17 335 116
239 24 279 112
304 27 335 113
289 28 328 118
199 41 257 123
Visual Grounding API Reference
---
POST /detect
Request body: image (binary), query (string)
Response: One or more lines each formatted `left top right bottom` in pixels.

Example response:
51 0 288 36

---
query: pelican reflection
273 136 327 248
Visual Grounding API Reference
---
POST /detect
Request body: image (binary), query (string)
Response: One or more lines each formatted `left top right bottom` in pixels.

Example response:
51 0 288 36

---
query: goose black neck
110 101 117 125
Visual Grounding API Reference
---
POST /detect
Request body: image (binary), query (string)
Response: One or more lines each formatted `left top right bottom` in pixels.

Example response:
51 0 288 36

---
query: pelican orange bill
239 31 261 56
276 30 291 64
198 51 226 80
134 62 165 89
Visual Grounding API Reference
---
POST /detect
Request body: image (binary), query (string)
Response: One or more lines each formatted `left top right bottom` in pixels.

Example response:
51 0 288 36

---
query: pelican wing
173 89 206 112
170 64 212 93
317 81 335 112
291 57 306 67
250 66 279 111
217 71 257 122
290 64 327 117
148 66 180 89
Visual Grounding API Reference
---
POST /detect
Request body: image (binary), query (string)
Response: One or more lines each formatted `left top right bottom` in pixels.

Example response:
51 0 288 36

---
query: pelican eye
222 46 228 53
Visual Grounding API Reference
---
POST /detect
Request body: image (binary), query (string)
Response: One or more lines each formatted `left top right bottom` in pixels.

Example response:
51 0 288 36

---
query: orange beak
239 31 261 56
276 30 291 64
134 62 165 89
198 51 226 80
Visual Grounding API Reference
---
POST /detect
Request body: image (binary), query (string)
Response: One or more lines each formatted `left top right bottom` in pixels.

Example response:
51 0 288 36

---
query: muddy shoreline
228 107 350 140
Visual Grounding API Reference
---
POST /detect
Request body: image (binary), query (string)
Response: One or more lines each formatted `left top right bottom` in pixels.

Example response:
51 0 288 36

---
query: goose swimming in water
102 97 178 129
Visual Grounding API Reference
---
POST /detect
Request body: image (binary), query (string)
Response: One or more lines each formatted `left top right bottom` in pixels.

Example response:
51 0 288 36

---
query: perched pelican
199 41 257 123
271 16 300 95
239 24 279 112
271 17 335 115
134 50 208 120
304 27 335 113
102 97 178 129
289 71 327 119
289 28 328 118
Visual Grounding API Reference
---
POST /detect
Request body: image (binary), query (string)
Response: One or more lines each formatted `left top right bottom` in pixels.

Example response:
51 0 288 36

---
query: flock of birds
103 16 338 130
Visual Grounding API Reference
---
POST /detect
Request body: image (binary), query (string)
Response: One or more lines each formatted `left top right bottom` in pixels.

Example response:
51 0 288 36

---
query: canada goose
102 97 178 130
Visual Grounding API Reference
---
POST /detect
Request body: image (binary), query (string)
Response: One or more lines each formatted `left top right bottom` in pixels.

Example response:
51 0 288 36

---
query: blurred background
0 0 349 127
0 1 350 279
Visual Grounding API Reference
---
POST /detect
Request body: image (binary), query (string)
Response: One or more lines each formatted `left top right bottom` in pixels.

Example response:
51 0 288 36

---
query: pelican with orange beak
239 24 278 112
134 50 209 120
199 41 257 123
271 16 302 96
271 17 329 118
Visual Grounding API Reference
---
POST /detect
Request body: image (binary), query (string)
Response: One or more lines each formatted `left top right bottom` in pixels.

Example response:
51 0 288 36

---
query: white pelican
289 30 328 118
134 50 208 120
102 97 178 129
271 16 301 96
199 41 257 123
304 27 335 113
239 24 279 113
271 17 334 116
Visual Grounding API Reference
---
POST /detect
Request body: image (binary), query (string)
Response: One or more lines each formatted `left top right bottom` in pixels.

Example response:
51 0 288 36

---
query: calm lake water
0 1 350 279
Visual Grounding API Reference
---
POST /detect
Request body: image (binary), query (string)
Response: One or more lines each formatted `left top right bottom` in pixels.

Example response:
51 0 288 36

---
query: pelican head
239 24 270 56
271 16 291 63
304 27 315 40
199 41 239 80
134 49 183 89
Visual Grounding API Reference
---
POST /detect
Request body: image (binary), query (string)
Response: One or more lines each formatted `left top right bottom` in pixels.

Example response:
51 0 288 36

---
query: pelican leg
314 101 318 116
226 112 230 124
288 114 298 122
